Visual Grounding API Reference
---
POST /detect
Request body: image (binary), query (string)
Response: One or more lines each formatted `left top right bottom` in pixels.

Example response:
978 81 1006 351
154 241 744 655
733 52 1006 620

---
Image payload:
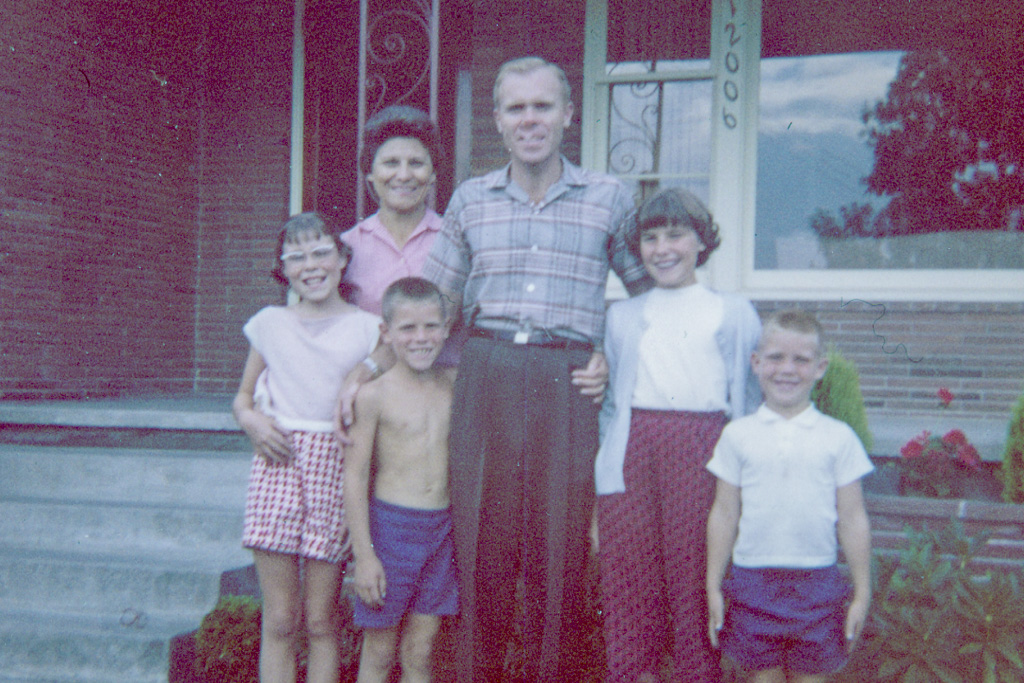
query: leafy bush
812 346 874 452
194 595 261 683
1002 391 1024 503
835 521 1024 683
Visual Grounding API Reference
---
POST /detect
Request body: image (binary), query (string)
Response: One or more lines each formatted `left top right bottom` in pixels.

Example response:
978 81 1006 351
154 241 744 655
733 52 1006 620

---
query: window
756 50 903 269
756 0 1024 273
605 64 712 204
583 0 1024 300
584 0 713 203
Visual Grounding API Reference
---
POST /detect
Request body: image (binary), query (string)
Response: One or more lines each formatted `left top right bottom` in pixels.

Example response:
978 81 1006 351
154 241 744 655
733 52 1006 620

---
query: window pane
755 51 899 269
757 3 1024 272
757 0 1024 272
608 76 712 203
756 4 1024 270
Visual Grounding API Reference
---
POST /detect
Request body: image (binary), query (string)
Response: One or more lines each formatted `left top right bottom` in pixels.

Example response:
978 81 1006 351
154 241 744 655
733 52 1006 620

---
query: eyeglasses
280 245 338 266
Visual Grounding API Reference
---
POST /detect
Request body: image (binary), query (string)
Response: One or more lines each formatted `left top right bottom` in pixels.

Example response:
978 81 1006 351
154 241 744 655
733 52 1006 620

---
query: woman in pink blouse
341 106 445 316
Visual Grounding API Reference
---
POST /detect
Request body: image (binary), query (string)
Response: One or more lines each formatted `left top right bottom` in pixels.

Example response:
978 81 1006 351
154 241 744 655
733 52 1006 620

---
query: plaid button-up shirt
422 158 651 345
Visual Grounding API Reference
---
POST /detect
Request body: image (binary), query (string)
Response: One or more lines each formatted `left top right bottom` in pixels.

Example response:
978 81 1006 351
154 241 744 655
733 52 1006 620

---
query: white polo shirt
706 404 874 568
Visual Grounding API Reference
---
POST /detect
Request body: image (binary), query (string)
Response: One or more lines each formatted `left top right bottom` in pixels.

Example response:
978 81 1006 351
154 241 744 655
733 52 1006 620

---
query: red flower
938 387 954 407
942 429 968 448
956 444 982 469
901 438 926 459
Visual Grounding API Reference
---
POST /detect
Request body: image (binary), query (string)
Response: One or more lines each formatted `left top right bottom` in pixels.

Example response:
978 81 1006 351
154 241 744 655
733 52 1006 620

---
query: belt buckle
513 330 530 344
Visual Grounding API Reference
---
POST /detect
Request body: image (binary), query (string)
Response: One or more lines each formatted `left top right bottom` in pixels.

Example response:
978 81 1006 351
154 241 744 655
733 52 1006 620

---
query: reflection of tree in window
812 49 1024 239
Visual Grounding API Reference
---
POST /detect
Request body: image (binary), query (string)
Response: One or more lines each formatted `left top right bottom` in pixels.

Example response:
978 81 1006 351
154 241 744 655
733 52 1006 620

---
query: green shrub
835 521 1024 683
812 346 874 452
1002 390 1024 503
194 595 261 683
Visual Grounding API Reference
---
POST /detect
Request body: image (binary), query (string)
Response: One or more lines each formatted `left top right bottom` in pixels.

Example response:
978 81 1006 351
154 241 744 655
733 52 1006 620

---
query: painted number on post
722 0 741 129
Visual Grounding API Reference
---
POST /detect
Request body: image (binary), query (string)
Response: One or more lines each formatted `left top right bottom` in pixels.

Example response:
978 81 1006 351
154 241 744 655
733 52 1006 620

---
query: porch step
0 498 246 558
0 445 251 506
0 397 254 683
0 608 197 683
0 548 241 619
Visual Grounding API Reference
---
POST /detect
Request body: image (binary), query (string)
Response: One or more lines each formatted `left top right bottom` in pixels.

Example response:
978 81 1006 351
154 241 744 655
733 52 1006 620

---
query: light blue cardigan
594 288 763 495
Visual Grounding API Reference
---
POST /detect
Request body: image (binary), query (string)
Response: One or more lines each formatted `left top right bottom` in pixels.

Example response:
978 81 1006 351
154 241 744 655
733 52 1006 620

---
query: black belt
469 326 593 352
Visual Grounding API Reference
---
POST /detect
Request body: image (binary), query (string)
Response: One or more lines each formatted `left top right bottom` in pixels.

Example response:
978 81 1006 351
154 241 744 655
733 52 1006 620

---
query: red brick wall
191 2 294 395
3 0 1021 431
0 0 207 398
0 0 295 399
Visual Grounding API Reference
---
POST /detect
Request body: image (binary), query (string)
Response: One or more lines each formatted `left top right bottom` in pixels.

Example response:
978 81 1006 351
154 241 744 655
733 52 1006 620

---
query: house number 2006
722 0 741 129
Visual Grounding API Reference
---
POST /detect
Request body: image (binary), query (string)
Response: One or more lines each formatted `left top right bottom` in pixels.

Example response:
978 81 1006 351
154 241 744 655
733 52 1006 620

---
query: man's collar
485 156 585 192
485 163 513 190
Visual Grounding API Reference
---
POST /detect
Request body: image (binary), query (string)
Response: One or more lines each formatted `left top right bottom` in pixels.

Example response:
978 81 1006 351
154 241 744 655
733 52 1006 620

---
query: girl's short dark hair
271 212 356 302
627 188 722 267
359 105 444 175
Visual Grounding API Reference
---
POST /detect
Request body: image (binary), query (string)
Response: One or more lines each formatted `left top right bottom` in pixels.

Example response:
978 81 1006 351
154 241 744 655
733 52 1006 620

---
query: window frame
582 0 1024 302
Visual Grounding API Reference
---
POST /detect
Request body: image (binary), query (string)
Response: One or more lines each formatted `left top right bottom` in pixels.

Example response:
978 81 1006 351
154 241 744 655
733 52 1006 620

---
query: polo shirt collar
755 403 820 428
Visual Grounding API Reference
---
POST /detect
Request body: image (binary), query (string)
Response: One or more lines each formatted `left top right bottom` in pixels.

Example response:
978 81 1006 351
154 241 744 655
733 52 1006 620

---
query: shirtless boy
344 277 458 683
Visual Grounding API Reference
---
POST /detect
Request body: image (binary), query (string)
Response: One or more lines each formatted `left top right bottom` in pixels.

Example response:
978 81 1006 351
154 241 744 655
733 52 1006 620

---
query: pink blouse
340 210 443 316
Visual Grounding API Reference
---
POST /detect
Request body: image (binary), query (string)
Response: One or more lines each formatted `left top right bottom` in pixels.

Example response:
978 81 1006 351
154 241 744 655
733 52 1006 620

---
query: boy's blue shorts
353 498 458 629
719 565 850 675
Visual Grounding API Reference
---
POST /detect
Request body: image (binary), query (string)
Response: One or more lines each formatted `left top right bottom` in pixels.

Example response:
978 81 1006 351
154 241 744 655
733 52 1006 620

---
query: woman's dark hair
359 105 444 175
627 187 722 267
271 212 357 302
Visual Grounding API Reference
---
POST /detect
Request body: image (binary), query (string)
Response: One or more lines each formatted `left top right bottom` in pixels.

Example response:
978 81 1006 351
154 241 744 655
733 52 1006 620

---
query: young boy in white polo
705 309 873 683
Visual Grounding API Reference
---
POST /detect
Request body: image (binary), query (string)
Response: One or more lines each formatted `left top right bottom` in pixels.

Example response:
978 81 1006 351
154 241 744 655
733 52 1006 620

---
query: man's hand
571 351 609 404
353 555 387 608
333 378 363 446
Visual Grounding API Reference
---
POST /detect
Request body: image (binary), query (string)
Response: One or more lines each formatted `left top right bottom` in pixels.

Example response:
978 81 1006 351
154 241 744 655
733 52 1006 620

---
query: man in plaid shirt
422 56 651 682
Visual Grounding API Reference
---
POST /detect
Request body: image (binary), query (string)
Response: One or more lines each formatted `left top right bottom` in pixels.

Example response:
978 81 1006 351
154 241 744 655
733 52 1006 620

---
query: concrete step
0 424 251 453
0 444 252 508
0 498 245 557
0 398 255 683
866 410 1008 463
0 608 196 683
0 396 239 432
0 548 249 620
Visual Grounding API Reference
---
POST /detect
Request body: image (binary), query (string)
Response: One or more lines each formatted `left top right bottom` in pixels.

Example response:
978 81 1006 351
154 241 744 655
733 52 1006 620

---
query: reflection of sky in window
760 52 903 137
755 51 903 268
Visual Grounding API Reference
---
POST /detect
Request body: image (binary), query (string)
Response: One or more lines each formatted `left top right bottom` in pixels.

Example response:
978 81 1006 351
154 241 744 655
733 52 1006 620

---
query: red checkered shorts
242 430 348 563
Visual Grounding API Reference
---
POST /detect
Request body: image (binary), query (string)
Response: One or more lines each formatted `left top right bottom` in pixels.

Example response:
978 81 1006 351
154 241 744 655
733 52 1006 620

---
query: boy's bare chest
380 391 451 440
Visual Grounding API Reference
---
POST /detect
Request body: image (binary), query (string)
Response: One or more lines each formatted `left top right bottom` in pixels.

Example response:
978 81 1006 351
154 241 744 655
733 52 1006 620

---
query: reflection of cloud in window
760 52 903 137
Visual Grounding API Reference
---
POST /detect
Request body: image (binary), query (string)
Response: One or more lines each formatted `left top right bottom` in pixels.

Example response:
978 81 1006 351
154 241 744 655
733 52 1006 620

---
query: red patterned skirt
597 408 726 683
